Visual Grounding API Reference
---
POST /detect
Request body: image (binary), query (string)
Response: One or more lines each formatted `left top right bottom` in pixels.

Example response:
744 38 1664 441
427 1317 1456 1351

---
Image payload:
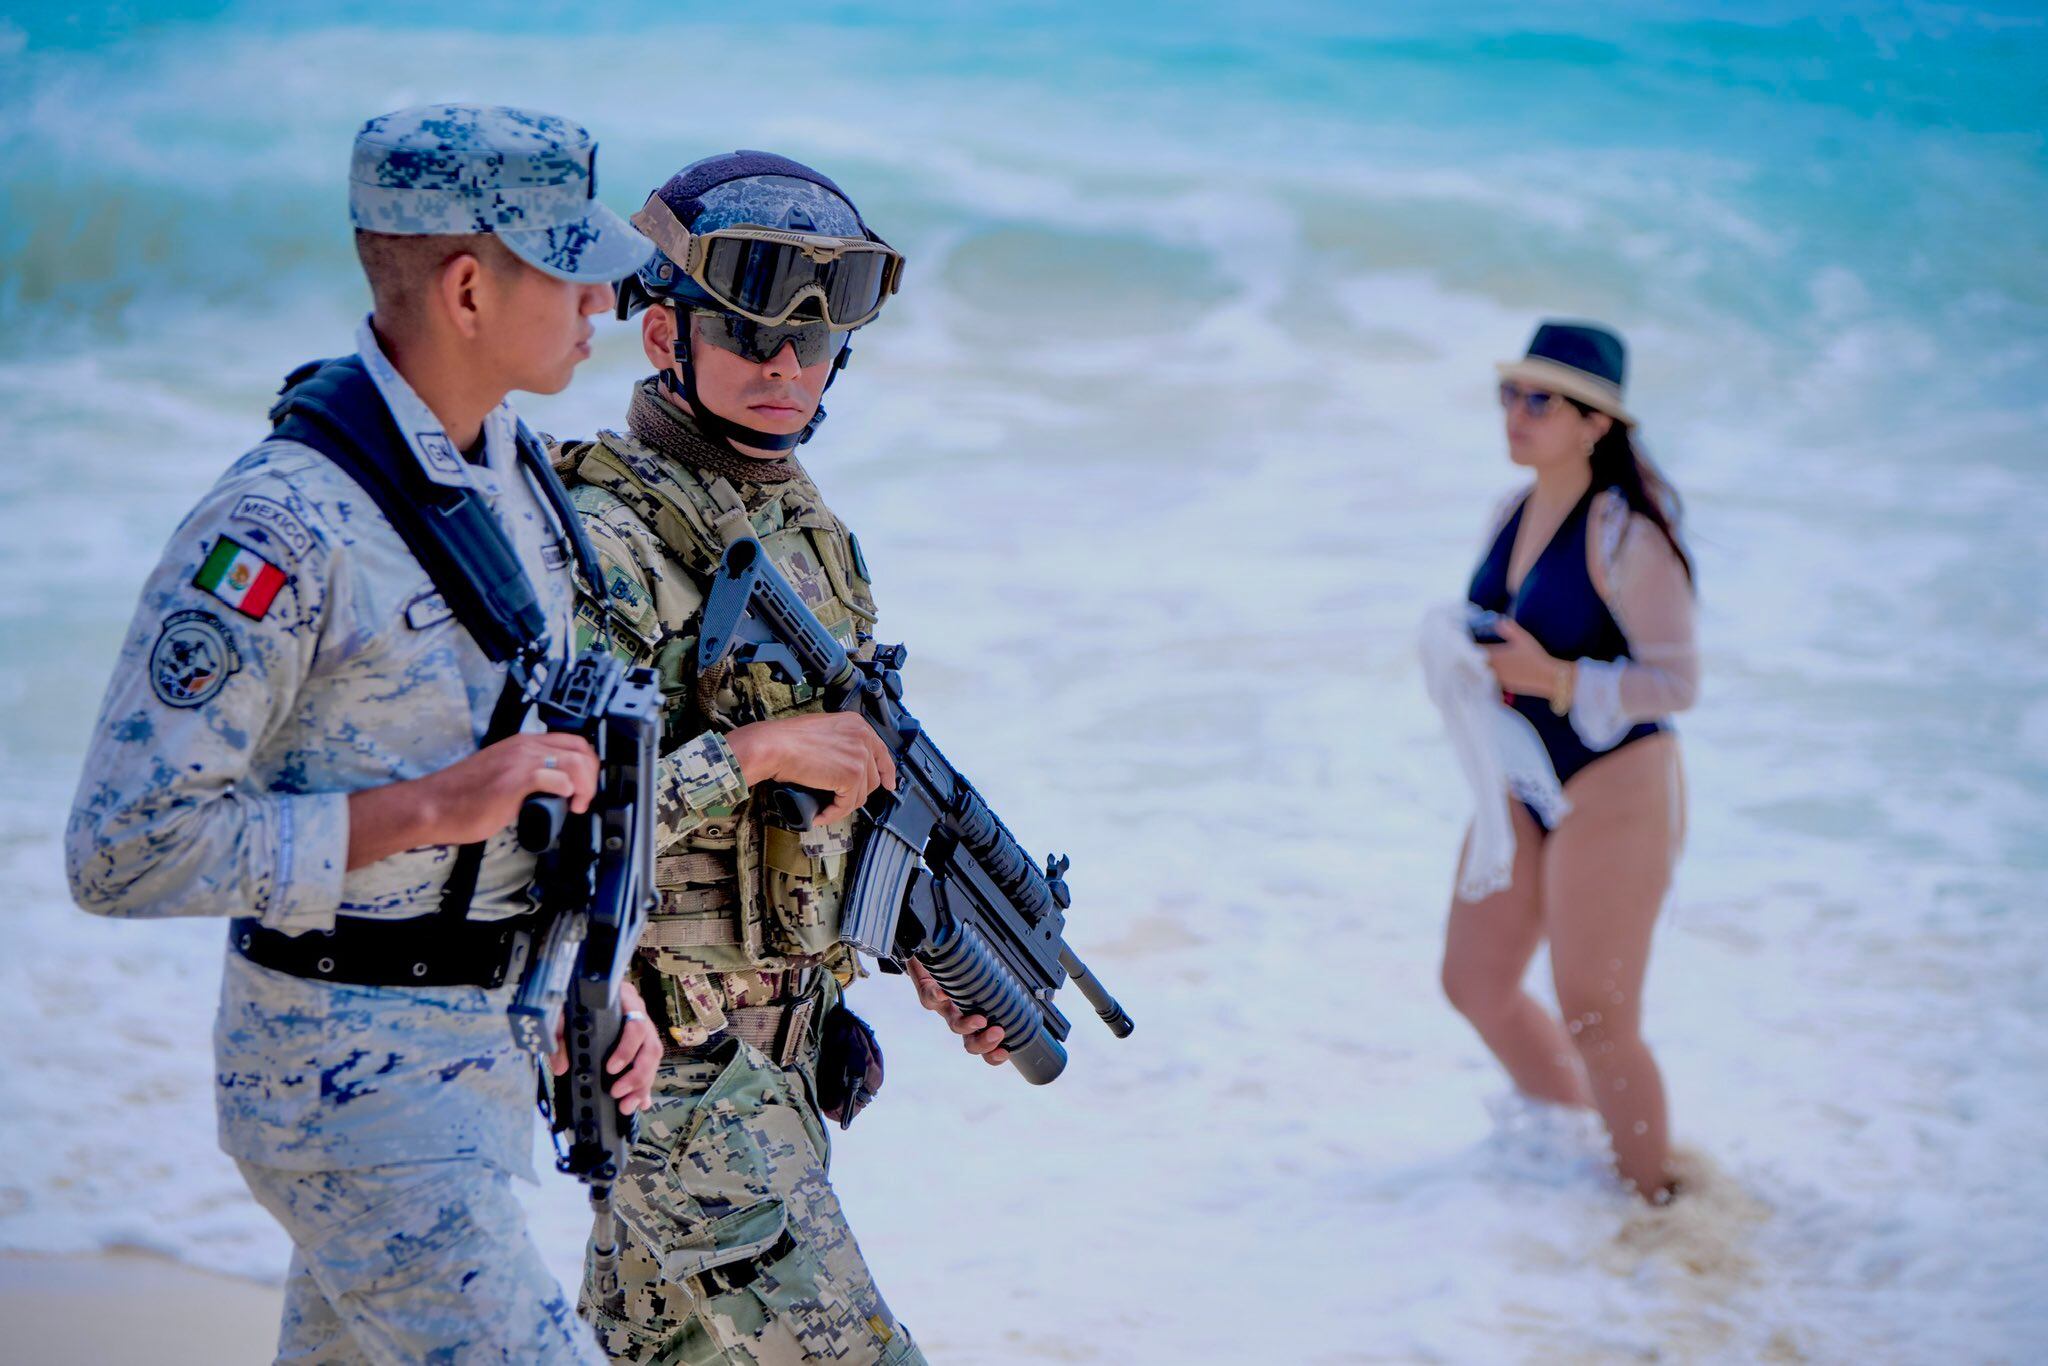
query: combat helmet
620 151 903 452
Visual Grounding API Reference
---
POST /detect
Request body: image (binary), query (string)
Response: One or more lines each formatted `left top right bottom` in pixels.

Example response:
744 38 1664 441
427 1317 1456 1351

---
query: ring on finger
543 755 557 770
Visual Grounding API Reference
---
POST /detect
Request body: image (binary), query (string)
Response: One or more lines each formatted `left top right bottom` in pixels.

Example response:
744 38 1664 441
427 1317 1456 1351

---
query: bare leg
1441 801 1593 1108
1545 733 1684 1201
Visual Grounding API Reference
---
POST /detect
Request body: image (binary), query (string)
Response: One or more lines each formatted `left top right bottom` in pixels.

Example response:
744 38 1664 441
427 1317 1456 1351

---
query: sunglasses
1498 382 1577 418
691 310 851 369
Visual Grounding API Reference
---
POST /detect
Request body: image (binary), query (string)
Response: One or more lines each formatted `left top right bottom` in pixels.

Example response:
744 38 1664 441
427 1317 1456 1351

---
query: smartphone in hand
1467 608 1508 646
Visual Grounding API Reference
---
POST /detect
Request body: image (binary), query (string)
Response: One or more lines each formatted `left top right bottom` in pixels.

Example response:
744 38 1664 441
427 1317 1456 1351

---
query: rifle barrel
1058 946 1134 1038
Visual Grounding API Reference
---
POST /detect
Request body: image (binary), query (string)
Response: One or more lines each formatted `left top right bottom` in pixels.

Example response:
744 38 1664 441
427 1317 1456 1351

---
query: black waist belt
229 910 544 988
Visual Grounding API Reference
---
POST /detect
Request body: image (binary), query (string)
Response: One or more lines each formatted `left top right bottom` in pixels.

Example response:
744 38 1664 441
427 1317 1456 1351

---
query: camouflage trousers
238 1157 604 1365
580 1036 923 1364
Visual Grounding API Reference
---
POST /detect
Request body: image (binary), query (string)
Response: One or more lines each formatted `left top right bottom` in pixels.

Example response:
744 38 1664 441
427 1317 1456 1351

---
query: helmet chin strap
664 317 854 454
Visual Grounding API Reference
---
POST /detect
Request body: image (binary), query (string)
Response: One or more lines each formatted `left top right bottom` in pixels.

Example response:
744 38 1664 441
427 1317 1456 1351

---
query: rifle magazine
840 821 920 958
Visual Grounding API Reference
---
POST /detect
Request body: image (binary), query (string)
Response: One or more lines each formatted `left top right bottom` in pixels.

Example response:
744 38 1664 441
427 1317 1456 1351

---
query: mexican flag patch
193 536 287 619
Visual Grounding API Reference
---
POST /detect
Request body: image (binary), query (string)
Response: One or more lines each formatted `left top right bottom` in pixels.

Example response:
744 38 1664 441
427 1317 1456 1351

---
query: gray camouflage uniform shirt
67 319 576 1174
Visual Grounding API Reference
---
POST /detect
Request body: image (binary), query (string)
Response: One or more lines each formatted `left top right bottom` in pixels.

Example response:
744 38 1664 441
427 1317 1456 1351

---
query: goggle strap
630 193 698 270
697 226 894 262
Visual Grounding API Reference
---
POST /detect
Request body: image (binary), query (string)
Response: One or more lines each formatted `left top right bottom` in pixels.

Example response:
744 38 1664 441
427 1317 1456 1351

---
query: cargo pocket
620 1039 795 1287
742 659 812 718
761 821 853 959
805 524 878 635
644 843 753 978
287 1162 521 1301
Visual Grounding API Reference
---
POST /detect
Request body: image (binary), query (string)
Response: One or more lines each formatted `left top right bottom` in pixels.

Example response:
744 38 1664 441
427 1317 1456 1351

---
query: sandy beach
1 1251 281 1364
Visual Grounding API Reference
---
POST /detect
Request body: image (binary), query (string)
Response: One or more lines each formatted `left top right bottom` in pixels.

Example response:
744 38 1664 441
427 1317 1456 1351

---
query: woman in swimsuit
1441 321 1700 1202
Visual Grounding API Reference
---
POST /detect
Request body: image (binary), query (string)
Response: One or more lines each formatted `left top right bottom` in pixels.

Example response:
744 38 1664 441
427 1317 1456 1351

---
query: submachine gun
506 648 662 1283
697 538 1133 1085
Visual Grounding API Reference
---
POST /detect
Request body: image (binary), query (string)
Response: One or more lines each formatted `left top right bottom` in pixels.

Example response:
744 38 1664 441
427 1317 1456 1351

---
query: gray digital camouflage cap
350 104 653 283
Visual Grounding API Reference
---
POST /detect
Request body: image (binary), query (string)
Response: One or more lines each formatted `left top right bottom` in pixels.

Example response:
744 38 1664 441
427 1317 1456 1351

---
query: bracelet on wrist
1549 660 1576 716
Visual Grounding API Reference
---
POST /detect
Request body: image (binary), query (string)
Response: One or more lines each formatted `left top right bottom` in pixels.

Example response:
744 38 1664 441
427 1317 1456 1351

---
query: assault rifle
698 538 1133 1085
506 649 662 1280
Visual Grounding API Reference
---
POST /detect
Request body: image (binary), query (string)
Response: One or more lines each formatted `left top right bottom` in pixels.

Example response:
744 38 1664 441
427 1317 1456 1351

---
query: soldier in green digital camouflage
550 152 1002 1364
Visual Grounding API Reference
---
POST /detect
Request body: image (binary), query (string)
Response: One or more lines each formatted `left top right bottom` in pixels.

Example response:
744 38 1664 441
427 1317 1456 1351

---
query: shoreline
0 1249 283 1363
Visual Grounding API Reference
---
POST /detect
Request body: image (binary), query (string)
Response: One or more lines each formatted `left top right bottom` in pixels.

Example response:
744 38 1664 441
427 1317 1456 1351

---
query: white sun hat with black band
1496 320 1636 426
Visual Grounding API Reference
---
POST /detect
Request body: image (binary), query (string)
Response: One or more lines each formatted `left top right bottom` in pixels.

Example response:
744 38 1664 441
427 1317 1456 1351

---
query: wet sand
0 1250 282 1364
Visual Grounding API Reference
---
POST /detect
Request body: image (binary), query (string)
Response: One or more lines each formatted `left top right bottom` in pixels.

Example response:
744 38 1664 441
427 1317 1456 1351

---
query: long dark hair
1570 401 1695 588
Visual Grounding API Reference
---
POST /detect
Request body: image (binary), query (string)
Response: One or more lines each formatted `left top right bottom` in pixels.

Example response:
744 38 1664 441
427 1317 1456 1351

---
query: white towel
1418 603 1571 902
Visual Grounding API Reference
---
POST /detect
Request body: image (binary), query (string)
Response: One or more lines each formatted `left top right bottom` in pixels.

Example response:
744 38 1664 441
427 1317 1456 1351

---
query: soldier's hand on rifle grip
726 712 898 827
905 958 1011 1066
346 732 599 869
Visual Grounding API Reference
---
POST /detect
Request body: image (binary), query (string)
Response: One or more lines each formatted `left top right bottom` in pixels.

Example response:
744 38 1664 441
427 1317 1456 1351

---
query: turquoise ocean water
1 5 2043 1360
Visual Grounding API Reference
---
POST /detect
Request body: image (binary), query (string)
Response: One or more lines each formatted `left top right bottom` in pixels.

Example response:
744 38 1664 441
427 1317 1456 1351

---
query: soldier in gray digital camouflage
551 152 1004 1364
66 103 670 1363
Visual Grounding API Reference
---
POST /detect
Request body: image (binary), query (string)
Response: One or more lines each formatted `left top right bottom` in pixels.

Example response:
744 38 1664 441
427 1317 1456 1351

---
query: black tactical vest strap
270 356 548 664
514 421 607 613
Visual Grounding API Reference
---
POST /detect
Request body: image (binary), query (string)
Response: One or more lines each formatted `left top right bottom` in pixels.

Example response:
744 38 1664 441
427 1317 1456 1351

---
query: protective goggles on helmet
689 310 850 369
633 193 904 330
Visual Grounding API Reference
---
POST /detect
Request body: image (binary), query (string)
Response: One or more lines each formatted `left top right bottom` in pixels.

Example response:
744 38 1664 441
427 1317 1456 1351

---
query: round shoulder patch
149 609 242 708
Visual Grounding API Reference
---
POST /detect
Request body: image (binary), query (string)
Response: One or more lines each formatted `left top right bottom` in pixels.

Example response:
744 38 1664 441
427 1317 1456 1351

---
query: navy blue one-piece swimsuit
1467 486 1666 824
